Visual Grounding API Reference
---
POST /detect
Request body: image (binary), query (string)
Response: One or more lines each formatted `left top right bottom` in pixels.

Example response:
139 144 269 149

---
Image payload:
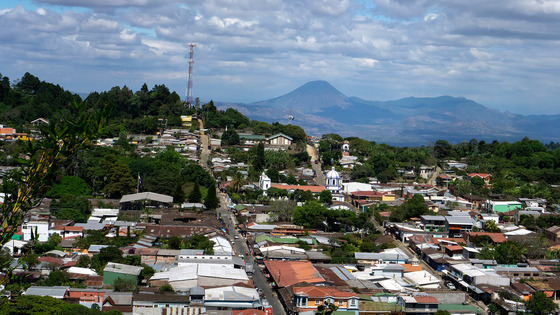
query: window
315 299 320 305
338 300 343 306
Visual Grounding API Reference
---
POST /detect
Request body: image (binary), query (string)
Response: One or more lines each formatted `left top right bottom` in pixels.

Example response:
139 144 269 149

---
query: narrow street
198 118 210 170
217 194 287 315
306 143 324 186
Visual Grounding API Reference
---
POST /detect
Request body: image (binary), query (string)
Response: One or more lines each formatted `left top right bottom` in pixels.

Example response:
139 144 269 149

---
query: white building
325 167 344 202
258 172 271 192
22 220 49 242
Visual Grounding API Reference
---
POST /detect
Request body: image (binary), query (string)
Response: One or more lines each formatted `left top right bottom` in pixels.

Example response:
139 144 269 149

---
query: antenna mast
186 43 196 106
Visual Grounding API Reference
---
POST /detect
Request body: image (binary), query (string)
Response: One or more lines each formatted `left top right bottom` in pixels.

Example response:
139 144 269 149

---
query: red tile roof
465 232 507 243
468 173 491 178
232 310 265 315
414 296 438 304
270 184 325 193
293 286 358 299
445 245 463 251
38 256 63 266
264 260 324 288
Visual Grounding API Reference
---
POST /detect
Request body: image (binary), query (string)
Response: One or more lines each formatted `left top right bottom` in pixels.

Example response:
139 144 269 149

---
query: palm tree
230 171 247 193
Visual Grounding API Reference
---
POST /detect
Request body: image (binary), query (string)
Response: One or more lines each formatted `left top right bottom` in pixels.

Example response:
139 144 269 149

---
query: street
217 194 287 315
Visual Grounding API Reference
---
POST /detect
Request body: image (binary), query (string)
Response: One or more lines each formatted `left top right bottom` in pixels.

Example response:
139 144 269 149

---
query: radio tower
185 43 196 106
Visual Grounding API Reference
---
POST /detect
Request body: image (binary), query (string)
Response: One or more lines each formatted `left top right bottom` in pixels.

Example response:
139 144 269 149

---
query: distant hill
216 81 560 146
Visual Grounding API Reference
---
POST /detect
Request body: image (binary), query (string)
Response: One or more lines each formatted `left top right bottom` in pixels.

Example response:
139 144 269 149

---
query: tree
159 284 175 292
46 175 92 198
91 246 123 273
204 184 220 210
525 291 558 315
123 254 141 266
184 234 215 254
141 264 155 278
292 201 328 229
0 100 110 248
44 270 70 286
113 277 138 292
319 190 333 205
47 233 62 246
221 129 240 146
483 220 501 233
168 236 183 250
189 181 202 203
270 199 296 222
390 194 429 222
77 255 91 268
253 142 265 172
316 301 338 315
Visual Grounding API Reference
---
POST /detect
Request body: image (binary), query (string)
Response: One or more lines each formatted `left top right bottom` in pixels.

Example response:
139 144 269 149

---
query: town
0 73 559 315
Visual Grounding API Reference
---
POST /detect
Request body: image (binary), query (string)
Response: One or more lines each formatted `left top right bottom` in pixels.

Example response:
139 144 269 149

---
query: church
325 167 344 202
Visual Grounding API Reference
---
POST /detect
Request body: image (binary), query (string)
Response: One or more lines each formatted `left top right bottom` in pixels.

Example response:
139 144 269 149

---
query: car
446 282 456 290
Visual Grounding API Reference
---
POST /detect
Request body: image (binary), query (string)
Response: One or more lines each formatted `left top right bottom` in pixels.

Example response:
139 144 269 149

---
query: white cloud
0 0 559 114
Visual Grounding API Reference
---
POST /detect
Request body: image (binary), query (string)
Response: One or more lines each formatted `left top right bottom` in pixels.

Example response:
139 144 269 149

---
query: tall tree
525 291 558 315
253 142 265 172
188 182 202 203
204 184 220 210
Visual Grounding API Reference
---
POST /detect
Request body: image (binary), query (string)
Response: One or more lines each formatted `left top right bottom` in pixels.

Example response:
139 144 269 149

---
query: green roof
255 235 312 245
239 134 266 140
331 311 355 315
439 303 481 314
359 301 402 312
234 204 246 211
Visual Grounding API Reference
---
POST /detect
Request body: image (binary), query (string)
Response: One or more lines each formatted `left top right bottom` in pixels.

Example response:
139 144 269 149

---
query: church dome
325 167 341 180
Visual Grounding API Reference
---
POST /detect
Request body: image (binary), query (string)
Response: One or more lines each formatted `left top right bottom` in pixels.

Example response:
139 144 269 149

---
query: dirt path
306 144 325 186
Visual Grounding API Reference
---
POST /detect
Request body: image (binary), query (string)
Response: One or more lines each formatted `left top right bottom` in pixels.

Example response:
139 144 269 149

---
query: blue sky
1 0 560 115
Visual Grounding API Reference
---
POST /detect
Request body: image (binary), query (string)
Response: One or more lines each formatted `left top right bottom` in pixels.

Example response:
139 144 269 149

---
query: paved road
306 144 325 186
216 194 286 315
198 119 210 170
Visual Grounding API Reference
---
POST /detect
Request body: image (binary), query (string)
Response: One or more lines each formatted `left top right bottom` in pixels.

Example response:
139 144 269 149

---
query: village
0 107 559 315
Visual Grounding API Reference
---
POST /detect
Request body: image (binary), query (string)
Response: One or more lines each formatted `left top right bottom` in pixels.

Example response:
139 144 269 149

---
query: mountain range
216 81 560 146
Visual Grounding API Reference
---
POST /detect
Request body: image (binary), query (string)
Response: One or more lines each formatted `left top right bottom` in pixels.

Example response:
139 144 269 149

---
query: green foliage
525 291 558 315
483 220 501 233
253 143 265 172
91 246 123 273
43 270 70 286
390 194 429 222
184 234 215 255
477 240 525 264
0 295 114 315
141 264 155 278
221 129 240 146
113 277 138 292
168 236 183 250
50 194 92 223
77 255 91 268
123 255 141 266
0 248 12 272
159 284 175 292
188 181 202 203
204 184 220 210
47 233 62 246
319 190 333 205
46 176 91 198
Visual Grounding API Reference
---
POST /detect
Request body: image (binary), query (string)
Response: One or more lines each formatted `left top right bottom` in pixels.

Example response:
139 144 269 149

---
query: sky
1 0 559 115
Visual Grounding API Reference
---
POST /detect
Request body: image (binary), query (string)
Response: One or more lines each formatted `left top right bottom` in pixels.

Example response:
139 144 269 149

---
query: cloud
0 0 559 115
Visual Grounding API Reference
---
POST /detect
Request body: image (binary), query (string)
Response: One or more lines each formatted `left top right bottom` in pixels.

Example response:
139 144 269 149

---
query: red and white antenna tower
185 43 196 106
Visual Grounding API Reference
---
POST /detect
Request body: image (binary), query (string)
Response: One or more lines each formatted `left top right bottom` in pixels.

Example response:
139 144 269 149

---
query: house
485 200 522 213
349 191 396 205
292 286 359 312
263 260 325 288
397 295 439 314
22 220 49 242
445 216 474 237
24 286 68 299
102 262 142 285
65 288 112 305
467 173 492 185
420 215 446 232
132 292 191 313
239 134 266 146
267 133 293 146
545 226 560 243
149 263 250 291
204 286 262 310
355 249 410 265
463 232 506 246
102 292 133 313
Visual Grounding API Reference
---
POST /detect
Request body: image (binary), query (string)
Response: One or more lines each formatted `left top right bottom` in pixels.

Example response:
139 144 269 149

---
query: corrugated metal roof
120 192 173 204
